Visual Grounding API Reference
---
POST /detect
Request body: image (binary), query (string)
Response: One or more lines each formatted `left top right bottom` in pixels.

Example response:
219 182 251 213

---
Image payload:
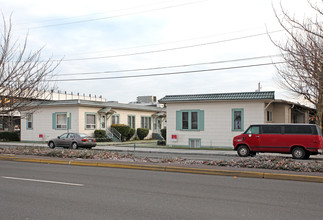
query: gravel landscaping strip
1 147 322 173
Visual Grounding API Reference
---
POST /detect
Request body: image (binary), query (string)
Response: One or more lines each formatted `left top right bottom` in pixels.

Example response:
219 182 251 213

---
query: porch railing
110 127 121 142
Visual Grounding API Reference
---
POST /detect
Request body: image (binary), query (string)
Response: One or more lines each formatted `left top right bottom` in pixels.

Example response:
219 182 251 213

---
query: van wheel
237 145 250 157
292 147 306 159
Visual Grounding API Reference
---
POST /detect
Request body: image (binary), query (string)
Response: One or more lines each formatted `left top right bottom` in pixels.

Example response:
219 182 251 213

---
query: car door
56 133 69 147
67 133 76 147
244 126 260 152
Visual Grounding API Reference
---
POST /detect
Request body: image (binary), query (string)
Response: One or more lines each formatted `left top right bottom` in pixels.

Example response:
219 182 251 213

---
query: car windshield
78 133 90 138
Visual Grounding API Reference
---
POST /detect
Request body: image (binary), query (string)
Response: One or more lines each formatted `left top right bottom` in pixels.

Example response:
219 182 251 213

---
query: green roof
159 91 275 103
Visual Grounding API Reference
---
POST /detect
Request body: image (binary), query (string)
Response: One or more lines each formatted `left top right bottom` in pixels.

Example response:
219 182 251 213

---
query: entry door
154 118 162 133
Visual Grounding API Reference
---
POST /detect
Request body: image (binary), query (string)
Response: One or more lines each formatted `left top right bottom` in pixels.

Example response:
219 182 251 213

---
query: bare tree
0 16 60 131
271 0 323 129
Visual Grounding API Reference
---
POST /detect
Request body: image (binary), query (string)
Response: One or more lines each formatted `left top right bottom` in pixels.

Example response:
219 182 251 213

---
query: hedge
94 130 106 138
137 128 149 140
0 132 20 141
111 124 131 142
126 128 136 141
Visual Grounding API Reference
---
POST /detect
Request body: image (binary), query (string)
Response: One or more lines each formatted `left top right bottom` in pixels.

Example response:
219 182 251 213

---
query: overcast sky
1 0 321 104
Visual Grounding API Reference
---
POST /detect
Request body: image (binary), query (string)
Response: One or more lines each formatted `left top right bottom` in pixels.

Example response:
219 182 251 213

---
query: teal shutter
198 110 204 131
241 109 244 130
52 113 56 129
68 113 72 129
176 111 182 130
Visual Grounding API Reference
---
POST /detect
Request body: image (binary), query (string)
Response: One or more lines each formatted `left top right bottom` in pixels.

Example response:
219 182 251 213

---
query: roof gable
159 91 275 103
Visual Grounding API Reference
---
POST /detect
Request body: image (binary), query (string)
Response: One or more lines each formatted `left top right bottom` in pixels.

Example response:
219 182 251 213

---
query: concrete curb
1 155 322 183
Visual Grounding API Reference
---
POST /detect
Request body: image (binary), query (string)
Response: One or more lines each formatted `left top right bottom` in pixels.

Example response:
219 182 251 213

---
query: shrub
126 128 136 141
160 128 166 140
94 130 111 142
94 130 106 138
0 132 20 141
137 128 149 140
111 124 131 142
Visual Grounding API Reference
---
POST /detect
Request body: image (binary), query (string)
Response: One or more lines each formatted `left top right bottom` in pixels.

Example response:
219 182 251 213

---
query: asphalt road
1 160 322 220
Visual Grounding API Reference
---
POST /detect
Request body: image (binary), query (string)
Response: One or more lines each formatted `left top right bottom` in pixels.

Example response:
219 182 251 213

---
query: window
128 115 136 128
57 113 67 129
86 113 96 129
191 112 198 129
261 125 281 134
189 139 201 148
26 113 33 129
182 112 189 129
101 115 106 129
141 116 152 129
52 112 71 130
59 133 68 139
68 133 75 138
246 126 259 134
267 111 273 122
176 110 204 131
284 125 312 135
232 109 244 131
111 114 120 125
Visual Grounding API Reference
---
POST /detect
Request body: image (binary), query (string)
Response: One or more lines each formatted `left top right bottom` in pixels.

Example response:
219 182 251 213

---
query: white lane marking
1 176 84 186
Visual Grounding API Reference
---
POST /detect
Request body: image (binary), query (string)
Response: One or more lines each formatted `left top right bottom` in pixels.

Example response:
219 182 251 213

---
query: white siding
21 106 80 142
166 101 265 148
21 105 164 141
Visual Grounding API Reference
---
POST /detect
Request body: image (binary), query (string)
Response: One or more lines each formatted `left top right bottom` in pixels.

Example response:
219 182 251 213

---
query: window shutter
198 110 204 131
52 113 56 129
176 111 182 130
68 113 72 129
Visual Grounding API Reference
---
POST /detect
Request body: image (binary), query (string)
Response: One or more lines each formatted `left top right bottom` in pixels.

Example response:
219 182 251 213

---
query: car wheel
292 147 306 159
237 145 250 157
48 141 55 149
71 142 78 150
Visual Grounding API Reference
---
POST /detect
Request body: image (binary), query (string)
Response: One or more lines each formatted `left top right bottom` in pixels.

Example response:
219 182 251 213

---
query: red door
244 133 260 152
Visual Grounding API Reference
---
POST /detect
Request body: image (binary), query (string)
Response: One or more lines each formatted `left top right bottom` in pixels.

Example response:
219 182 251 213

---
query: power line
53 27 266 57
58 54 282 76
17 0 179 25
58 30 283 62
27 0 208 29
50 61 284 82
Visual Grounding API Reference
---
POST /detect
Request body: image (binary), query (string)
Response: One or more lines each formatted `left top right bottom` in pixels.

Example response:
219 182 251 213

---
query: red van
233 124 323 159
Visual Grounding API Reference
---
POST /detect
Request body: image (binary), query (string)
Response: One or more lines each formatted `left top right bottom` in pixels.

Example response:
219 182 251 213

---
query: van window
284 125 312 134
246 126 260 134
261 125 281 134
